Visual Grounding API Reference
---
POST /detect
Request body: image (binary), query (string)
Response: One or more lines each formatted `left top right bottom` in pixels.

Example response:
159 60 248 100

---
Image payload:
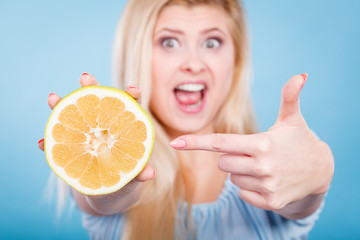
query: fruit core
88 129 116 154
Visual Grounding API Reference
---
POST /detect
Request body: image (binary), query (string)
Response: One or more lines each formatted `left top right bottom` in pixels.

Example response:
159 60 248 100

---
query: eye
203 38 221 49
161 38 179 48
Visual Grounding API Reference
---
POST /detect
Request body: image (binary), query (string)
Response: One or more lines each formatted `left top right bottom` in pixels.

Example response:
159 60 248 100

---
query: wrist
274 193 325 220
85 182 142 215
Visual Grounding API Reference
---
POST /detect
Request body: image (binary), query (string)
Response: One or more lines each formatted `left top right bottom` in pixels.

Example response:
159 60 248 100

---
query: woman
38 0 334 239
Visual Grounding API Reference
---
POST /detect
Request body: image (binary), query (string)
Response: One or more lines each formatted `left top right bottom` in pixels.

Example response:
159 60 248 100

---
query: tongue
175 90 202 105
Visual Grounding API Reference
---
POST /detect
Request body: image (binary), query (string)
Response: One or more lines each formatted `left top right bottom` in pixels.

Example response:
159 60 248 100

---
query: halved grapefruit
44 86 154 195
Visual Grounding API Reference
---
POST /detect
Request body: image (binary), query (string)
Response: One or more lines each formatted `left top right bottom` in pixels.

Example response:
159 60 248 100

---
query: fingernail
169 139 186 148
81 72 89 76
300 73 308 90
38 138 44 144
48 93 56 98
152 169 156 178
128 84 138 89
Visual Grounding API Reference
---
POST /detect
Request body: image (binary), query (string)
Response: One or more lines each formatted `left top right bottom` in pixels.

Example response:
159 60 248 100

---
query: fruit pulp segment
99 97 125 129
76 94 101 128
117 120 147 142
52 143 87 167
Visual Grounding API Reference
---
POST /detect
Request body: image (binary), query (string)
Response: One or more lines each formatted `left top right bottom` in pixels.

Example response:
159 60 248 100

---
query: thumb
277 73 307 124
134 163 155 182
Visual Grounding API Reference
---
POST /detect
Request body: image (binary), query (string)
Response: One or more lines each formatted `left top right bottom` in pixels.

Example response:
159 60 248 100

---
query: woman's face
150 4 235 138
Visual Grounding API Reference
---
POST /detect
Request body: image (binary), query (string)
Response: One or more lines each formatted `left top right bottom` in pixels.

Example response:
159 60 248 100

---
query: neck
166 122 215 140
164 122 228 203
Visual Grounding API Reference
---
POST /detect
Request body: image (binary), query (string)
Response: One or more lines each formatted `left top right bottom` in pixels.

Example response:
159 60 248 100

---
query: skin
38 5 334 220
38 73 155 216
170 73 334 219
150 5 234 202
150 5 235 138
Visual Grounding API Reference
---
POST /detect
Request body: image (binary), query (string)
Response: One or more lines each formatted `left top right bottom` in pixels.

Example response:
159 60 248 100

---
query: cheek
221 46 235 87
152 53 164 86
206 49 235 111
210 51 235 90
152 50 178 87
150 51 174 116
151 52 167 99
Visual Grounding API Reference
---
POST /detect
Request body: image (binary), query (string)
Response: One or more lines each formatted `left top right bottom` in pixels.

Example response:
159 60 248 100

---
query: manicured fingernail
128 85 138 89
152 169 156 178
38 138 44 144
300 73 308 90
48 93 56 98
81 72 89 76
169 139 186 148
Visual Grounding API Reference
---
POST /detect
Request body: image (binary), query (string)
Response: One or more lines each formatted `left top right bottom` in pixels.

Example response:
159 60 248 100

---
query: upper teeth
176 83 205 92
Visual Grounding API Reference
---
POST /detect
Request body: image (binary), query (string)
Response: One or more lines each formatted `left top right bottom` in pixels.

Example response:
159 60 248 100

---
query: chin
163 117 214 138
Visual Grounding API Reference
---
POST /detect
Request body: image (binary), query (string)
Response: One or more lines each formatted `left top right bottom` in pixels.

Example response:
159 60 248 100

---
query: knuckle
264 195 284 211
186 135 197 148
211 134 223 149
256 135 272 153
254 163 272 177
261 179 278 194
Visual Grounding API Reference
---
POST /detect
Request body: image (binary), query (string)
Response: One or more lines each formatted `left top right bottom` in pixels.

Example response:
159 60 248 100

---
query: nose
180 49 206 74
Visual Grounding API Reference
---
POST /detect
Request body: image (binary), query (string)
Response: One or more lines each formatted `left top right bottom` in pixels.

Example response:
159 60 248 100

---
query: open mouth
174 82 207 113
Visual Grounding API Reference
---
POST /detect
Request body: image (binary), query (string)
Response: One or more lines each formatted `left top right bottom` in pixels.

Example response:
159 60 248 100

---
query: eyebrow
154 27 184 35
201 27 226 36
154 27 226 36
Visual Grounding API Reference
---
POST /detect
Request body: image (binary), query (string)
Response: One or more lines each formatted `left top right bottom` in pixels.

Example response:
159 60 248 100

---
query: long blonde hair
112 0 256 239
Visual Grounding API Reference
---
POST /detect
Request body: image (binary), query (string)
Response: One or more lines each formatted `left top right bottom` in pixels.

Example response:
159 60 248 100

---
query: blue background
0 0 359 239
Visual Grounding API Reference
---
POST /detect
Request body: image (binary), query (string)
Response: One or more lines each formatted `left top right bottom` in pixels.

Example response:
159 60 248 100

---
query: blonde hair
112 0 256 239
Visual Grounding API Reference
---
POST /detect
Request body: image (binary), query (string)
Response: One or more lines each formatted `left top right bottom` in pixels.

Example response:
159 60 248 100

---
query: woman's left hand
170 74 334 219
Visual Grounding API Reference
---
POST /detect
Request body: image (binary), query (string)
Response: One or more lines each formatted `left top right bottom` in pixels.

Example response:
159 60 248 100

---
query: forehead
154 4 230 32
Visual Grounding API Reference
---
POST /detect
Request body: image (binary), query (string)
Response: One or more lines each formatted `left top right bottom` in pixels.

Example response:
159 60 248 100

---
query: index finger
169 133 268 155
